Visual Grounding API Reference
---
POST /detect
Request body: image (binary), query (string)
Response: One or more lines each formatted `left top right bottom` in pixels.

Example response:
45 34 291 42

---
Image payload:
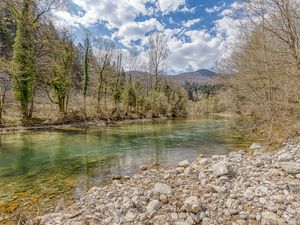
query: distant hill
168 69 218 84
125 69 219 85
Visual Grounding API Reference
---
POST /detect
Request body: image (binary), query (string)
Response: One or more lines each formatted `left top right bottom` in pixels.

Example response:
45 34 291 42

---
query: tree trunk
29 89 35 119
0 90 6 124
83 96 87 118
20 101 29 121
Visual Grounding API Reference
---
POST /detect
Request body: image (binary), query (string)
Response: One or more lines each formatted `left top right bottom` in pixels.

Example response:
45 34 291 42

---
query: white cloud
117 18 164 47
157 0 186 13
167 29 225 73
180 5 197 14
52 0 245 73
182 18 201 28
205 5 222 14
65 0 150 28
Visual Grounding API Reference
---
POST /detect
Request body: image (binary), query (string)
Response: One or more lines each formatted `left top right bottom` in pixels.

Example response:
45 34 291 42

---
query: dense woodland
0 0 187 126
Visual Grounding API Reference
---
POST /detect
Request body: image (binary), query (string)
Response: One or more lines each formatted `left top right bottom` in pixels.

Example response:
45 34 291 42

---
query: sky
54 0 242 74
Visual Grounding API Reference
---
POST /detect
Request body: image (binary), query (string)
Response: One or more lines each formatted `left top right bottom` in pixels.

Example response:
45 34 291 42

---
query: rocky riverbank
36 140 300 225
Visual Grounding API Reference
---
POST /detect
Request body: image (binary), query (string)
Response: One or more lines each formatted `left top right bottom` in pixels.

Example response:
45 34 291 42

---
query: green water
0 118 249 222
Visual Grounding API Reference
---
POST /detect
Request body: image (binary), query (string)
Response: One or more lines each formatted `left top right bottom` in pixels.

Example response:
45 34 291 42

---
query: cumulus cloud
52 0 243 73
167 30 225 73
63 0 150 28
157 0 186 13
117 18 164 47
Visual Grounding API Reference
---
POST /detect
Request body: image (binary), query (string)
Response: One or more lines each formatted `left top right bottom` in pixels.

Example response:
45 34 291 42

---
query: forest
0 0 187 126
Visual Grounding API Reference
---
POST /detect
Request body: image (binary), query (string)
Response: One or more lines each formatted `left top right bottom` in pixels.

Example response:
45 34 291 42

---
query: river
0 117 249 223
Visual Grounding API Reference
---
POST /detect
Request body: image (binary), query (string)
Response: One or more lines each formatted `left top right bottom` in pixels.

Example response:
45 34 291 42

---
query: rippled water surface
0 117 249 222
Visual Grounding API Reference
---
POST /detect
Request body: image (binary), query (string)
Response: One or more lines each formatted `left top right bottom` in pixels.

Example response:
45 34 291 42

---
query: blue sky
54 0 241 74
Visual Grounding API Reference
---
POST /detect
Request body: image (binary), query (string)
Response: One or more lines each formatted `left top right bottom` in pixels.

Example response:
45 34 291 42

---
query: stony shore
37 140 300 225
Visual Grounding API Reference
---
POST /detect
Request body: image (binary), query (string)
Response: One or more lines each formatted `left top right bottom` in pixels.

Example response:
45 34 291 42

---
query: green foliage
0 1 189 124
50 64 70 97
123 86 137 108
50 32 76 113
12 0 37 118
0 1 16 58
146 90 171 117
184 82 221 101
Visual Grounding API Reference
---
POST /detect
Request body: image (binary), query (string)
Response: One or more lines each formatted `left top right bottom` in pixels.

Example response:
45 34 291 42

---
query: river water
0 117 249 223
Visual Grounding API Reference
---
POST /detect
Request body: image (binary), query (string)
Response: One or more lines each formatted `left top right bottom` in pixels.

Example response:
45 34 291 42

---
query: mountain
125 69 219 85
168 69 218 84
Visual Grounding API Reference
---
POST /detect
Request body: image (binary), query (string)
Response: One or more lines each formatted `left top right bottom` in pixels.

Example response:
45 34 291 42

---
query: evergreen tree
12 0 36 119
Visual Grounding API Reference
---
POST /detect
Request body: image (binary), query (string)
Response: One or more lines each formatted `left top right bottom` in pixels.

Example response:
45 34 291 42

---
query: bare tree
125 50 141 86
147 32 169 90
219 0 300 138
93 38 115 110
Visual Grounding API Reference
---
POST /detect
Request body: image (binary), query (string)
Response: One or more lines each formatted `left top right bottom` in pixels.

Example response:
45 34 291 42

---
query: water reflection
0 118 249 223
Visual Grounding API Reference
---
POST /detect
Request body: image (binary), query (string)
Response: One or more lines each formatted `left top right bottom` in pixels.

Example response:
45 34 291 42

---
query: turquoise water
0 118 249 222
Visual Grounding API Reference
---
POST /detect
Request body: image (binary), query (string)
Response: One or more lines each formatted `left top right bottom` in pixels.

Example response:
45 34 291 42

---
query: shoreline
33 140 300 225
0 117 172 134
0 113 233 134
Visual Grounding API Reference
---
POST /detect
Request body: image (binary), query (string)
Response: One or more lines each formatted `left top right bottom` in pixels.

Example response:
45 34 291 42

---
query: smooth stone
278 153 293 162
261 211 284 224
184 196 201 213
154 183 172 195
146 200 162 213
281 162 300 174
125 211 136 222
178 160 190 168
212 161 230 177
249 143 263 150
